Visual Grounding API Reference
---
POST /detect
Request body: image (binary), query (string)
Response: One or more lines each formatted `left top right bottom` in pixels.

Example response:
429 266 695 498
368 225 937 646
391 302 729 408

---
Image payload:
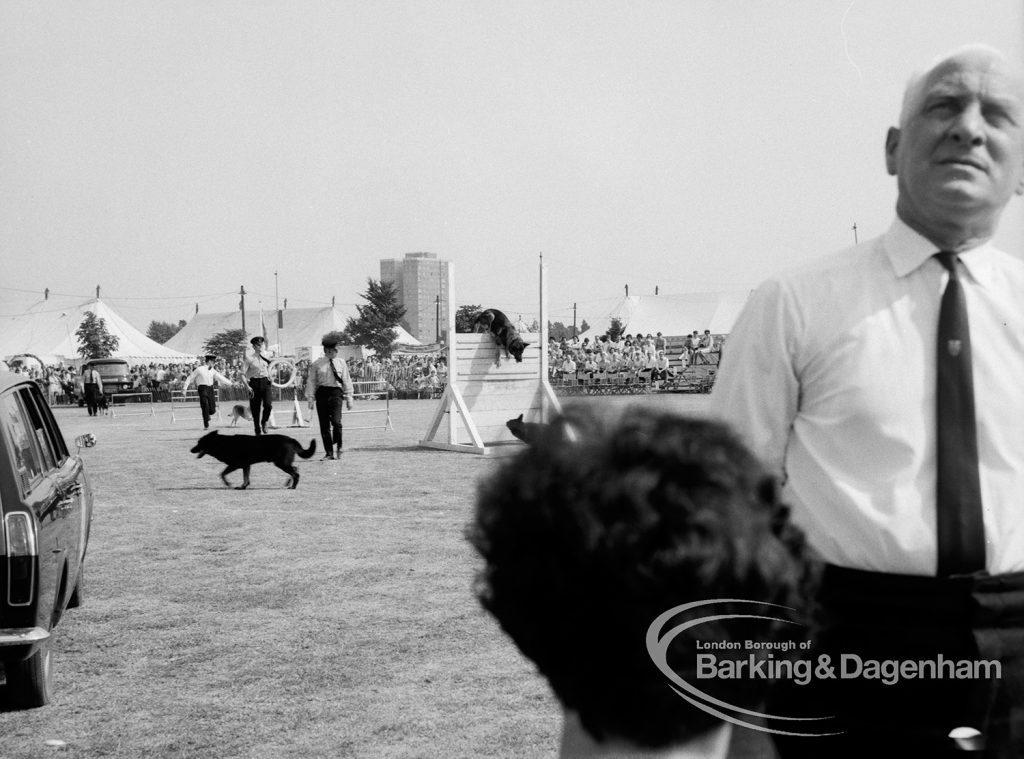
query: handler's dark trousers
197 385 216 429
315 386 344 453
248 377 272 435
84 383 101 416
771 565 1024 759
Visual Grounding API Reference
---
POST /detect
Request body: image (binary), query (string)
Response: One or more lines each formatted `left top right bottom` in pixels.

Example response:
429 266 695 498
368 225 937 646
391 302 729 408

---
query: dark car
0 371 94 707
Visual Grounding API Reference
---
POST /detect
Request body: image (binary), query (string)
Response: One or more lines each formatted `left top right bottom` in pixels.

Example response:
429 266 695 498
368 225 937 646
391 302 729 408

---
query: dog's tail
297 439 317 459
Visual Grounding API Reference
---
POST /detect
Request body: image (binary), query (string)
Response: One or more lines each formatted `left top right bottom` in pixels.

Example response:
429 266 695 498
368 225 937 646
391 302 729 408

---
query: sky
2 0 1023 335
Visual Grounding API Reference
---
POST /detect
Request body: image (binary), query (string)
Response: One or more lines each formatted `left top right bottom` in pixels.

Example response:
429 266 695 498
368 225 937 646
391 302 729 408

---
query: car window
0 391 45 494
33 388 69 461
18 387 62 470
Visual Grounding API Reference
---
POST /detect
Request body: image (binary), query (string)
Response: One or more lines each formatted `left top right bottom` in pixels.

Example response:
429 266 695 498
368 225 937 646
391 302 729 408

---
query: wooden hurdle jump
420 259 561 456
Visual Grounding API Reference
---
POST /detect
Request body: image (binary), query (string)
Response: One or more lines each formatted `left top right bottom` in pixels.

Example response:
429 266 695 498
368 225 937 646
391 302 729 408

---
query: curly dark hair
467 404 814 749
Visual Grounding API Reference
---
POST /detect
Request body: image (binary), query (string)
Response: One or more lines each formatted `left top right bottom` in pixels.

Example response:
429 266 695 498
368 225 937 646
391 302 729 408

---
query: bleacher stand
549 332 720 396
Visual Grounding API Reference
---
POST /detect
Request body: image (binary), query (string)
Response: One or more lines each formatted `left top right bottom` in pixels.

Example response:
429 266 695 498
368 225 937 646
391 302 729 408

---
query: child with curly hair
468 405 815 757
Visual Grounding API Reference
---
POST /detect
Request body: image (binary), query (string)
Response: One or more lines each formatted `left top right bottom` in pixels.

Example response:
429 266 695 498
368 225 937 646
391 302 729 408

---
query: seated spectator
594 351 610 384
629 349 648 383
651 350 673 388
694 330 716 365
581 351 598 385
560 354 577 385
469 406 813 758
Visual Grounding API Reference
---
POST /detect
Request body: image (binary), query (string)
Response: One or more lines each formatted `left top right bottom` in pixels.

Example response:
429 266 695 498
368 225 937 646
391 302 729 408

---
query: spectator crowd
5 353 450 405
547 330 721 388
5 328 721 404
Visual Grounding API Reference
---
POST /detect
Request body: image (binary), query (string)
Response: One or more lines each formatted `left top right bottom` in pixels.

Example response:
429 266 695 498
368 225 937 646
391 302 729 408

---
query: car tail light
5 513 37 606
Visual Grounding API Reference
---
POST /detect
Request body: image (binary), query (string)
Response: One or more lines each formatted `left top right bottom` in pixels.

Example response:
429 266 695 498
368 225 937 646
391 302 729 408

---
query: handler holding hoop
306 334 354 460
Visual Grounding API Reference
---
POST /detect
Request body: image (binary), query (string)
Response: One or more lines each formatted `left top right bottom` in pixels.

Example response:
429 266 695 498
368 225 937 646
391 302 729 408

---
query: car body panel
0 371 92 691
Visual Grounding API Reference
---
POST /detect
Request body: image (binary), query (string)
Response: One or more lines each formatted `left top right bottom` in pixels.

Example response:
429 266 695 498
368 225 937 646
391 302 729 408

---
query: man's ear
885 127 900 176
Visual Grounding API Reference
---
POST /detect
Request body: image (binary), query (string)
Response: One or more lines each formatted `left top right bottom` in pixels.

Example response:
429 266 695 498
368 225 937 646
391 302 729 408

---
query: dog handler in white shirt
712 45 1024 757
305 334 354 460
181 354 236 430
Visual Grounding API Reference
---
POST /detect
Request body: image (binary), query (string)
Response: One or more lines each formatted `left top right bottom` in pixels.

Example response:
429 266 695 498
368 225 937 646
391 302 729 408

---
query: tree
76 312 120 359
605 317 625 342
147 319 186 344
455 304 482 333
203 329 248 365
341 279 406 359
580 319 591 335
548 321 572 342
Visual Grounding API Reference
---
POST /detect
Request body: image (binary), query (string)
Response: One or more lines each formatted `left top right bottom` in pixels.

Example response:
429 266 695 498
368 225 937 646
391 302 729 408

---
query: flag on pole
259 303 268 341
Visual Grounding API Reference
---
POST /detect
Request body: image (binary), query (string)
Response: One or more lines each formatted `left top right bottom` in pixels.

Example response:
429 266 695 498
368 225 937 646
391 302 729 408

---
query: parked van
82 358 131 397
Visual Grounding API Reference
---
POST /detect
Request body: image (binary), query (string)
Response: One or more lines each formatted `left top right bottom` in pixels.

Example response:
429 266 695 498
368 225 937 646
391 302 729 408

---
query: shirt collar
883 216 998 287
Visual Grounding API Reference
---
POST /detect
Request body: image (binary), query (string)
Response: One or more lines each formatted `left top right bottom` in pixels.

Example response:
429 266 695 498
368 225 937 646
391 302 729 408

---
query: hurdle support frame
170 389 222 424
419 256 561 456
109 391 156 418
343 380 394 431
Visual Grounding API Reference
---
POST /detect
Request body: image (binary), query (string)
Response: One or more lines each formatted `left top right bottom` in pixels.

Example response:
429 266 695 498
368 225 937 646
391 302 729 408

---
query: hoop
267 357 297 389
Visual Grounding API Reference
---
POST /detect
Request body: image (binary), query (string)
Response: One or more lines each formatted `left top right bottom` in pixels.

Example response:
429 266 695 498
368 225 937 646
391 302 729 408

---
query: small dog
474 308 530 366
229 404 252 427
190 431 316 490
506 413 546 444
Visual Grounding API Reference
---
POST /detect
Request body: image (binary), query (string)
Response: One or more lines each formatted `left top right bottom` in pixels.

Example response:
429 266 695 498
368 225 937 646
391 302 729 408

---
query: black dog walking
306 333 354 459
190 430 316 489
243 336 273 435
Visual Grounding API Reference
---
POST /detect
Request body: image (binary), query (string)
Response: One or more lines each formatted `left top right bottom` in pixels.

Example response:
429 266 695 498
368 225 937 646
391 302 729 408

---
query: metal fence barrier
109 392 156 418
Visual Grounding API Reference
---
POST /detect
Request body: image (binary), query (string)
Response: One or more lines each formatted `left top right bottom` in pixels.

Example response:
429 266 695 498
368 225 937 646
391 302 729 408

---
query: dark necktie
934 252 985 575
329 359 344 386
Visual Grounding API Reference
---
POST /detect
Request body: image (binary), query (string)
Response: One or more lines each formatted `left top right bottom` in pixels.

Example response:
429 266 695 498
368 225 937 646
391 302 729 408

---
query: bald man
713 45 1024 757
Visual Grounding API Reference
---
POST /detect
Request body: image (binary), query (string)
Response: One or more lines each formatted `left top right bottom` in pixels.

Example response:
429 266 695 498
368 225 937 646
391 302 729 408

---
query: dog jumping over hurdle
474 308 530 366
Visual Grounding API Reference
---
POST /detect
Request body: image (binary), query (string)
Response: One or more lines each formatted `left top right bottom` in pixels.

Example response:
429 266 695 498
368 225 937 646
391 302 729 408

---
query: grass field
0 393 777 758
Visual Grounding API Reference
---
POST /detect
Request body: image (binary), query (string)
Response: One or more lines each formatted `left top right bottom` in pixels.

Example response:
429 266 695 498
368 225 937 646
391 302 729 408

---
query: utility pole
852 222 859 245
572 303 577 337
435 294 440 343
240 285 247 334
274 270 281 349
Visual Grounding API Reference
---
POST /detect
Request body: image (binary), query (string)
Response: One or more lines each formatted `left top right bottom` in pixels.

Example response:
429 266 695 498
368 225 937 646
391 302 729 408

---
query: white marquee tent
0 297 198 364
578 291 753 340
166 306 421 358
